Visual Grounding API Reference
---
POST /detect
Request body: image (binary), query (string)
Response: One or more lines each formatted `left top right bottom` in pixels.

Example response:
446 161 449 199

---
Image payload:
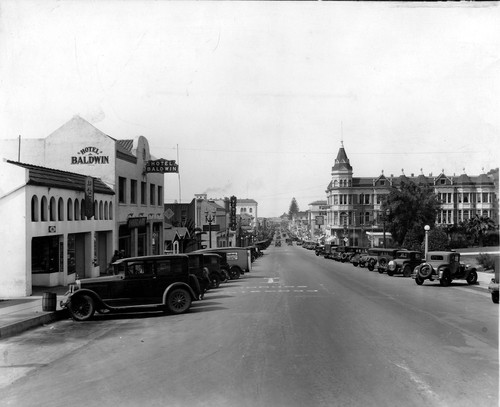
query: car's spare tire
418 263 433 278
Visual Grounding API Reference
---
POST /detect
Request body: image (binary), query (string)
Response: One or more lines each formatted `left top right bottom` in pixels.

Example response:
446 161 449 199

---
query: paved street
0 245 498 407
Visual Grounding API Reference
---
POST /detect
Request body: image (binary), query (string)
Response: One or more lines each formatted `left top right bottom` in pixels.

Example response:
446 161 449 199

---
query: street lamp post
205 210 216 249
383 208 390 248
424 225 430 259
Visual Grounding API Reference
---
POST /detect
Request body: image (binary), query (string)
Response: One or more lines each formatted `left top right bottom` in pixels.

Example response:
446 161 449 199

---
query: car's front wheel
68 294 95 321
403 265 412 277
209 274 220 289
466 270 478 285
440 270 451 287
415 276 424 285
229 267 241 280
166 288 191 314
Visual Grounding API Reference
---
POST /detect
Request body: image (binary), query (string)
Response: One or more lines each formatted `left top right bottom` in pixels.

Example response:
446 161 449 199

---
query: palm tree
464 215 496 246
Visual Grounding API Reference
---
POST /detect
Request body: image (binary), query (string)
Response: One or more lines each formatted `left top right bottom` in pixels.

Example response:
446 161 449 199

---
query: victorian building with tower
325 142 498 247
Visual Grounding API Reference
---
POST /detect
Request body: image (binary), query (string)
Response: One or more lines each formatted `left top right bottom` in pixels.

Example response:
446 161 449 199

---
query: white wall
0 160 29 296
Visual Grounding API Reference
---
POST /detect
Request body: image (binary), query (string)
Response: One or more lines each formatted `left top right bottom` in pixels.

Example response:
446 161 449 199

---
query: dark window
150 184 155 205
119 177 126 203
130 179 137 204
158 186 163 206
141 182 147 205
156 259 184 276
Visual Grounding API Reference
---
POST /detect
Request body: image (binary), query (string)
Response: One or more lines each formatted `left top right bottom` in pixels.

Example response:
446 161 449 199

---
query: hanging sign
145 159 179 173
85 177 94 219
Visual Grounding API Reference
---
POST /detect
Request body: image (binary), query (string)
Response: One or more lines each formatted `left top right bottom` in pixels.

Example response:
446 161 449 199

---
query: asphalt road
0 245 498 407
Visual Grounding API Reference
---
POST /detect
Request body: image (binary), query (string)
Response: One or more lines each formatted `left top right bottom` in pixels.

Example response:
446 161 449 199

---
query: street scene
1 2 500 407
0 242 498 406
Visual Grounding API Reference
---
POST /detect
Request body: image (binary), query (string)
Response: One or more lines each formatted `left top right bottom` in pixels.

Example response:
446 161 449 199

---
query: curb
0 310 67 339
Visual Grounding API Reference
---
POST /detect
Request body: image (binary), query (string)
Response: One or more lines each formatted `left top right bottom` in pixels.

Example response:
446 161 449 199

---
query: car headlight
388 261 396 271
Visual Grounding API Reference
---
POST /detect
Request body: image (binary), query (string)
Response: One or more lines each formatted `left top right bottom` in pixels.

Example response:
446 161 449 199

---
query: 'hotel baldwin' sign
145 159 179 173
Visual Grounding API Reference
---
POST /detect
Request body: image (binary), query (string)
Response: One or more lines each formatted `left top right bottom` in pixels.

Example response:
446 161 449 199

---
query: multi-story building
236 198 258 229
325 142 498 247
308 200 328 238
0 116 167 294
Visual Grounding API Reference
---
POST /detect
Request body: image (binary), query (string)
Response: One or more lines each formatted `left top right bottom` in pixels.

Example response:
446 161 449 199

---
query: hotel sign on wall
71 146 110 165
145 159 179 173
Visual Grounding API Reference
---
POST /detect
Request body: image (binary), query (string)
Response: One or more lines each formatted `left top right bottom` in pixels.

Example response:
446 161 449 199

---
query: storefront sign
145 159 179 173
128 217 147 229
85 177 94 218
203 224 220 232
315 215 324 225
71 146 110 165
48 226 56 233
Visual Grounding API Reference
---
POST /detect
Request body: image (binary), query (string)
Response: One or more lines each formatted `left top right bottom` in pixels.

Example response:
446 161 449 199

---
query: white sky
1 1 499 217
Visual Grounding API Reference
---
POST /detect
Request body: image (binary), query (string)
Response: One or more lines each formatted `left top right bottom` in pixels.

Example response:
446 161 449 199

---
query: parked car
387 250 423 277
61 254 198 321
186 253 211 297
196 247 252 276
201 253 227 288
488 255 499 304
350 247 369 267
360 248 380 270
323 243 337 259
331 246 346 261
195 250 238 280
373 248 399 273
315 244 326 256
412 251 478 286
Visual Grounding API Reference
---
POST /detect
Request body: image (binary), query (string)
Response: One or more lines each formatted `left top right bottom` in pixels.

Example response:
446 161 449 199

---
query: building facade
308 200 328 238
0 160 114 296
325 142 498 247
0 116 167 294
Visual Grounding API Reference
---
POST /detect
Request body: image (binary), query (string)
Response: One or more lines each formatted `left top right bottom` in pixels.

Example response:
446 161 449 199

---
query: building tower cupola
332 141 353 174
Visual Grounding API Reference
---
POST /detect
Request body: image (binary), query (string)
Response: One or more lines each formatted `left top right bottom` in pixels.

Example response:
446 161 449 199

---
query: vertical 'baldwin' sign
145 159 179 173
85 176 94 219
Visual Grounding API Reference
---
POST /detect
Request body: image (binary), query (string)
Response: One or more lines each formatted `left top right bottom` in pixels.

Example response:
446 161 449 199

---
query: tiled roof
7 161 115 195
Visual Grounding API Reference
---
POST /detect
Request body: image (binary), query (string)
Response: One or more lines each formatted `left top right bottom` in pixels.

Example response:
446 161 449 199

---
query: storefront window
32 236 59 273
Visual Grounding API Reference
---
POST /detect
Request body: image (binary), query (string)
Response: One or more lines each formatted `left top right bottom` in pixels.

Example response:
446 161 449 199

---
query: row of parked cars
61 246 263 321
308 243 483 289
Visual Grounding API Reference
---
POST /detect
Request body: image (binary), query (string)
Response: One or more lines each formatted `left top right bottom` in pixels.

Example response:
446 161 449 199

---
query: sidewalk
0 272 496 340
0 286 69 339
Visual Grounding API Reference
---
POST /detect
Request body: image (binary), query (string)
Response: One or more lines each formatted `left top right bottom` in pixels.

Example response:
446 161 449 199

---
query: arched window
99 201 104 220
333 180 338 188
94 200 99 220
67 198 73 221
49 197 56 221
58 197 64 221
109 201 113 220
104 201 108 220
41 196 48 221
31 195 39 222
74 199 80 221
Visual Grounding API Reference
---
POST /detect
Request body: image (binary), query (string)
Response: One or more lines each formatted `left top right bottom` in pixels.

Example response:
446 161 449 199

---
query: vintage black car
347 247 368 266
372 248 399 273
61 254 199 321
387 250 423 277
412 251 478 286
186 253 211 296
